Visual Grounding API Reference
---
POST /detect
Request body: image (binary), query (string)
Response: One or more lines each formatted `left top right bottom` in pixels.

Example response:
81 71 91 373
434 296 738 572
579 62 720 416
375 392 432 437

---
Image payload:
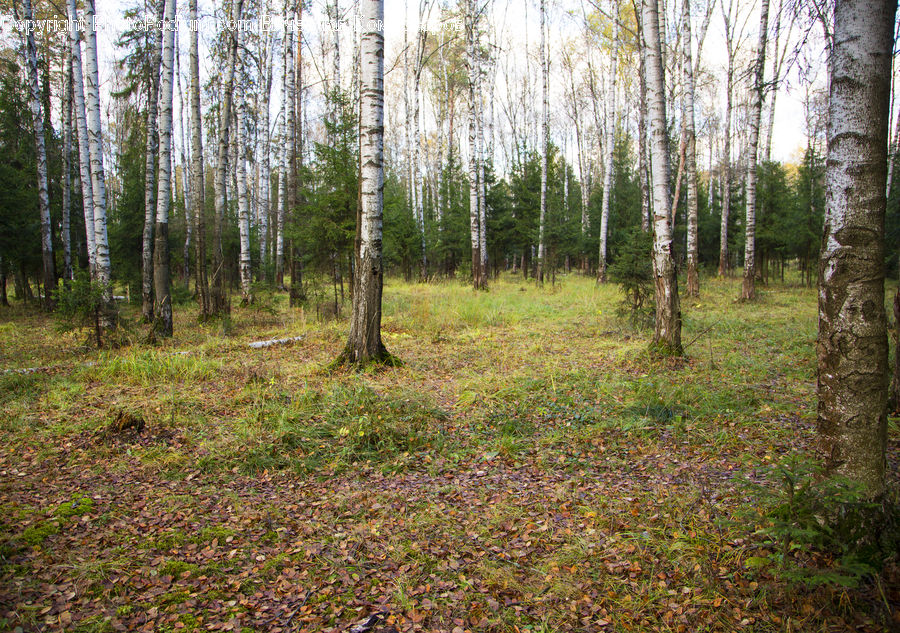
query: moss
21 520 59 546
55 494 95 518
157 559 199 578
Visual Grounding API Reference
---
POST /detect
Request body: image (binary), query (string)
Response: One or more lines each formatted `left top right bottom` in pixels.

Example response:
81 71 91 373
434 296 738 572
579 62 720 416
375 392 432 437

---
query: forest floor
0 273 898 633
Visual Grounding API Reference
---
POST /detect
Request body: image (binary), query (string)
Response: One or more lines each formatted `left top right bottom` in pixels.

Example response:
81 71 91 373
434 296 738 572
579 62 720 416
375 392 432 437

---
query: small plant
742 455 899 588
608 228 654 329
53 272 115 348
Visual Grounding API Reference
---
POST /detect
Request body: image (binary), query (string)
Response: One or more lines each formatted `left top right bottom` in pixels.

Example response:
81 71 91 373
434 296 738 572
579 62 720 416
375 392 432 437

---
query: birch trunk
537 0 548 284
212 0 243 314
143 0 164 322
683 0 700 297
176 26 191 284
414 43 426 278
467 0 482 289
153 0 177 337
478 76 488 283
237 100 252 303
818 0 894 497
258 21 271 281
643 0 681 354
718 6 734 277
598 16 619 282
67 0 96 275
341 0 391 365
638 16 651 234
287 5 303 307
741 0 769 301
189 0 210 317
83 0 112 305
23 0 56 310
63 49 73 282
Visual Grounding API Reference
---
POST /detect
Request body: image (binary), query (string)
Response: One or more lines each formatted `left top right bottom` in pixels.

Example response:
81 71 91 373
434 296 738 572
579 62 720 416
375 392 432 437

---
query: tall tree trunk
537 0 549 284
638 10 651 234
143 0 164 322
341 0 391 365
258 19 272 282
719 1 735 276
476 31 488 285
237 101 252 304
83 0 113 311
176 26 191 285
212 0 243 314
683 0 700 297
62 48 74 282
818 0 894 498
288 3 303 307
22 0 56 310
467 0 481 289
741 0 770 301
598 15 619 282
643 0 681 354
153 0 177 337
189 0 210 317
67 0 96 275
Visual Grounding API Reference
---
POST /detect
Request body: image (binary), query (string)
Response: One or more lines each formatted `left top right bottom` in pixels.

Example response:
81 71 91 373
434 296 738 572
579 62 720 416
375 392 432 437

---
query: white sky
1 0 830 176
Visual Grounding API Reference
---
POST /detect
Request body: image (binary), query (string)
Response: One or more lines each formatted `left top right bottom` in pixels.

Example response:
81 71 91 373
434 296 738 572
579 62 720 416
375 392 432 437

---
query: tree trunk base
330 343 402 371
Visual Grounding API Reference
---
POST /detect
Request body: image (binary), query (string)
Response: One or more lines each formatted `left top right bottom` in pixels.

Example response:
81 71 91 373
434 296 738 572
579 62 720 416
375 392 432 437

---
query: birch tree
21 0 56 309
62 49 73 282
153 0 177 337
212 0 244 314
83 0 113 307
258 11 272 281
67 0 96 275
189 0 210 317
143 0 165 322
340 0 393 365
537 0 549 284
597 11 619 283
741 0 769 301
718 0 737 276
817 0 894 498
642 0 681 353
237 101 252 303
683 0 699 296
466 0 483 289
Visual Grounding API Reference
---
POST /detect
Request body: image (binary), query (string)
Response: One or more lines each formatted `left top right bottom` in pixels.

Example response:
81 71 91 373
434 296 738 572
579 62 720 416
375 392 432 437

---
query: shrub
608 228 654 329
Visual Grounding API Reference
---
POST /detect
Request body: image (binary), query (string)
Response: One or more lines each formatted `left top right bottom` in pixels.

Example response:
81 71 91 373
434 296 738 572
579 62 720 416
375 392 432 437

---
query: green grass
0 271 897 633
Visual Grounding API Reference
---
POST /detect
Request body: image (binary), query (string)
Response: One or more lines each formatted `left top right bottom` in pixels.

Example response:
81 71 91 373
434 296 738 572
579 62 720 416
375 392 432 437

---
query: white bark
343 0 388 363
643 0 681 352
22 0 55 307
683 0 700 296
63 49 73 281
83 0 111 291
189 0 209 315
467 0 481 288
258 21 272 280
741 0 769 301
818 0 894 497
67 0 96 274
176 25 191 283
143 0 164 321
212 0 243 312
237 99 252 302
154 0 177 336
537 0 548 283
598 14 619 282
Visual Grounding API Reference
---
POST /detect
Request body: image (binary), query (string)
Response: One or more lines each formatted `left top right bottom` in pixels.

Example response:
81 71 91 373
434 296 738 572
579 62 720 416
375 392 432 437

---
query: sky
1 0 830 175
